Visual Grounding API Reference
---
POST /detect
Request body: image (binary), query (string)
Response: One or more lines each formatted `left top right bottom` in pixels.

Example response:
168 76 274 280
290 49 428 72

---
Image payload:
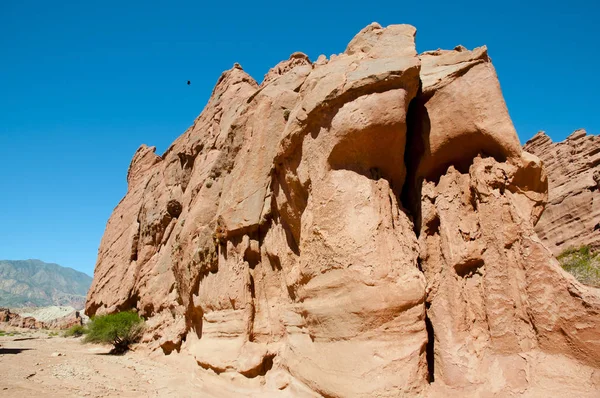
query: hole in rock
266 252 283 271
402 92 428 236
218 239 228 263
425 306 435 383
189 306 203 339
455 258 484 278
167 200 183 218
261 354 275 374
161 340 181 355
86 302 101 317
239 354 276 378
177 152 195 170
130 245 138 262
130 224 141 262
244 242 261 269
118 293 140 313
469 185 479 211
416 256 424 273
249 274 256 299
425 216 440 236
142 303 155 317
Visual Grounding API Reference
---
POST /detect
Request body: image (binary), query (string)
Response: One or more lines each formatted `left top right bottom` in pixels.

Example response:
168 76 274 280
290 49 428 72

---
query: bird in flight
187 80 191 86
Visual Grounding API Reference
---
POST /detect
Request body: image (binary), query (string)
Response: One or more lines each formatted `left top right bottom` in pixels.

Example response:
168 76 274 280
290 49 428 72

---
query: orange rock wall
86 23 600 397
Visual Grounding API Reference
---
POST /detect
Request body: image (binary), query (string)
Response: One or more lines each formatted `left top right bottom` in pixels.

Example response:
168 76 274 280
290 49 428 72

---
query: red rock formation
45 311 84 330
86 23 600 396
0 307 11 322
524 129 600 255
0 308 46 329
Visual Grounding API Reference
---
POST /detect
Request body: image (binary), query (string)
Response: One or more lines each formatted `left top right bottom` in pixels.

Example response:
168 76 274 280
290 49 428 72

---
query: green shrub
557 245 600 288
83 311 144 354
63 324 86 337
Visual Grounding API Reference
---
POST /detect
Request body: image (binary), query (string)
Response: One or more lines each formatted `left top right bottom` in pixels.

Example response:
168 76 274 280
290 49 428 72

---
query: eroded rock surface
524 130 600 255
87 23 600 396
1 307 46 329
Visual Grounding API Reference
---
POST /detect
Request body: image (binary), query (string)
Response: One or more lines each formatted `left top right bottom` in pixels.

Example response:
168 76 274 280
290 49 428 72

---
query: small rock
51 352 64 357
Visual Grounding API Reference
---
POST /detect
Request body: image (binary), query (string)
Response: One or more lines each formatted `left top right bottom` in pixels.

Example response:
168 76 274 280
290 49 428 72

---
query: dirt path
0 328 204 398
3 327 598 397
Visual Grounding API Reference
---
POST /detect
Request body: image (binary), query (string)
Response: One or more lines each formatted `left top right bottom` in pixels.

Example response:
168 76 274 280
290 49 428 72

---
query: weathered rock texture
524 130 600 255
87 23 600 396
0 307 46 329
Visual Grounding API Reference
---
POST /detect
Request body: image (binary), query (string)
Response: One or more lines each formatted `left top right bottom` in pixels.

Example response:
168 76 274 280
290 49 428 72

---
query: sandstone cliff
86 23 600 396
524 129 600 255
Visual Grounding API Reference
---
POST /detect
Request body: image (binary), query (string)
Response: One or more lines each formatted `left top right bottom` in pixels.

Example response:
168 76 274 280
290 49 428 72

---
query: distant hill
0 259 92 309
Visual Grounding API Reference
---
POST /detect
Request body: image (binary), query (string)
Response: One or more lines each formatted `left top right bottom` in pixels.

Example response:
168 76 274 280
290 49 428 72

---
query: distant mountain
0 259 92 309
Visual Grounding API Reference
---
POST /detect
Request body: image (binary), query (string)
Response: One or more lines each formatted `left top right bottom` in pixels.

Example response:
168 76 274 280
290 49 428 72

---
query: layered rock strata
87 23 600 396
0 307 46 329
524 130 600 255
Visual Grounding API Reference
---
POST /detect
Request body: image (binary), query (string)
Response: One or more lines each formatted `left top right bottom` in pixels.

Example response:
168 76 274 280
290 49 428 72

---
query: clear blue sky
1 0 598 276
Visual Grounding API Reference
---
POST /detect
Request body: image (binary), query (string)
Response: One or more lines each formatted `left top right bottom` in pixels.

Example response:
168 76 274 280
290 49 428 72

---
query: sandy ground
4 326 596 397
0 326 205 398
0 326 310 398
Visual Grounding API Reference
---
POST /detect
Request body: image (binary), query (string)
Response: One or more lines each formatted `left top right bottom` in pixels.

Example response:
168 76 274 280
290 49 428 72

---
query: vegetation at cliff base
63 324 86 337
557 246 600 288
83 311 144 354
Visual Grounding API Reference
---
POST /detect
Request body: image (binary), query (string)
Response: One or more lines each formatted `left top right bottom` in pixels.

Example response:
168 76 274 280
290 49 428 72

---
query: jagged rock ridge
0 259 92 309
86 23 600 397
524 129 600 255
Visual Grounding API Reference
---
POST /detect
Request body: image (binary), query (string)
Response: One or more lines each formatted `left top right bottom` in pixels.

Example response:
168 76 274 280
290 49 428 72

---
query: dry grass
557 246 600 288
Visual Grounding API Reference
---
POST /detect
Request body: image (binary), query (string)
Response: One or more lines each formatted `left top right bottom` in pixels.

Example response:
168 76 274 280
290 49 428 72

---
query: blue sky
1 0 598 276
